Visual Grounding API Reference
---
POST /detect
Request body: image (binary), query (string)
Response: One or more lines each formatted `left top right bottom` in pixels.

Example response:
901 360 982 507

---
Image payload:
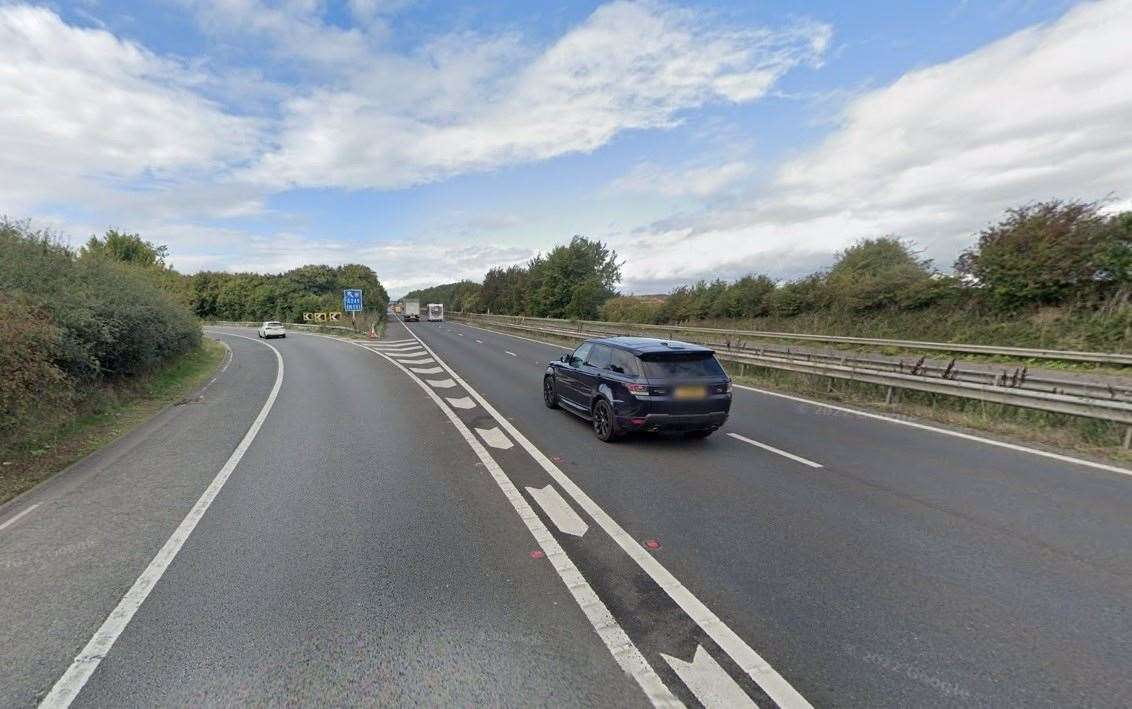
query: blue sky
4 0 1130 296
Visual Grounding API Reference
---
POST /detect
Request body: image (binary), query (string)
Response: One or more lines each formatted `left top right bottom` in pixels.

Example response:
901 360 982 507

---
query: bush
0 219 201 382
824 237 938 312
0 294 71 447
955 200 1132 307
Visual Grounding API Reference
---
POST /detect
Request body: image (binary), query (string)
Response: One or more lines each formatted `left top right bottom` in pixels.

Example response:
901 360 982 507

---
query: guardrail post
1124 426 1132 450
884 386 894 405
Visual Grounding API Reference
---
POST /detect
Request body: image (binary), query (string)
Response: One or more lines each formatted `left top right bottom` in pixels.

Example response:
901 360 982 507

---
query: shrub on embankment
0 219 201 452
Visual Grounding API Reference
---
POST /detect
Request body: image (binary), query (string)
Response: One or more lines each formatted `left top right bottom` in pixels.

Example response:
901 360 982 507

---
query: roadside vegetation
413 200 1132 353
0 219 217 501
189 264 390 324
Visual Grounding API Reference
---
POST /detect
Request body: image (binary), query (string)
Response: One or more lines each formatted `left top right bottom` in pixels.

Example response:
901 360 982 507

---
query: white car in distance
257 321 286 339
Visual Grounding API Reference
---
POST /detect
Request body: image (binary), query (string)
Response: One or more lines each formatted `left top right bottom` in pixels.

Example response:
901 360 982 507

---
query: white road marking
369 343 421 351
475 339 483 344
448 323 1132 480
401 327 810 708
445 396 476 409
388 349 426 357
409 366 443 374
458 333 465 336
395 357 435 365
40 334 285 709
0 503 40 533
362 348 680 707
505 351 517 357
727 433 822 469
451 320 571 350
663 646 756 709
425 378 457 389
733 383 1132 478
476 426 514 450
526 485 588 537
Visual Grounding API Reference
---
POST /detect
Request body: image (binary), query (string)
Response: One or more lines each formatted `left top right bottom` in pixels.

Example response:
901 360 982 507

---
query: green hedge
0 219 201 450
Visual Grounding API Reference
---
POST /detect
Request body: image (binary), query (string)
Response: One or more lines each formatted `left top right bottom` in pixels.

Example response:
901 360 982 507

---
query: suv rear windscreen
641 353 725 379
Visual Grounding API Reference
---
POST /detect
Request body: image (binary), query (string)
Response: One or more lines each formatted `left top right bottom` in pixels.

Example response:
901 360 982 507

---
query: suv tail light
627 382 650 398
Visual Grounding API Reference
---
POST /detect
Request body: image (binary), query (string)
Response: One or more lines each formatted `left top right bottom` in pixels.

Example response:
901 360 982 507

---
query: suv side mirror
559 354 570 364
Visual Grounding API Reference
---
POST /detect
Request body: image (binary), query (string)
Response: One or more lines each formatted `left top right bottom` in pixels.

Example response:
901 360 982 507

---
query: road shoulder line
39 334 286 709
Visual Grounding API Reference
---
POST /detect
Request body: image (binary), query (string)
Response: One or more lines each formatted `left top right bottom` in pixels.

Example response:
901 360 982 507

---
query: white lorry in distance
427 303 444 322
402 299 420 322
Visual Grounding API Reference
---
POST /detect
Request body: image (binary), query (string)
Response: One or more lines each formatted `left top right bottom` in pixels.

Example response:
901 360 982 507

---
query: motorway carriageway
0 319 1129 707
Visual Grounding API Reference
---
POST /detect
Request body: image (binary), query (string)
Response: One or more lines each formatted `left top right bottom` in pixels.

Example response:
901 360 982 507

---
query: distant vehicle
427 303 444 322
257 321 286 339
543 337 731 441
393 302 403 315
402 299 420 322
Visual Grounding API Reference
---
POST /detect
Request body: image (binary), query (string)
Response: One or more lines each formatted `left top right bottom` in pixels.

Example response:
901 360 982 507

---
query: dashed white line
475 339 483 344
0 503 40 533
476 426 514 450
505 351 517 357
727 433 822 468
401 325 812 708
40 334 285 709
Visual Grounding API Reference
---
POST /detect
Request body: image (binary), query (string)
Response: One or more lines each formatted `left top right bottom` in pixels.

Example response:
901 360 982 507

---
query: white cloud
610 161 752 198
250 1 831 188
0 4 262 216
616 0 1132 291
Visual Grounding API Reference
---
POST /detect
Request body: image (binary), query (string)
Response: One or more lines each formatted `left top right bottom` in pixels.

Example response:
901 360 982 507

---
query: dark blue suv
543 337 732 441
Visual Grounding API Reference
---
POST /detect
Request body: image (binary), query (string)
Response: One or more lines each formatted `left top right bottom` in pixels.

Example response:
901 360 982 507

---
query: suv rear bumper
619 411 728 432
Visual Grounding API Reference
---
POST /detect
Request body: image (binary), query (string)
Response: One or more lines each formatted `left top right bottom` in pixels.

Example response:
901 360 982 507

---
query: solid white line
476 426 514 450
733 383 1132 478
39 334 285 709
505 351 517 357
453 322 1132 479
727 433 822 468
401 326 810 708
362 347 680 707
0 503 40 533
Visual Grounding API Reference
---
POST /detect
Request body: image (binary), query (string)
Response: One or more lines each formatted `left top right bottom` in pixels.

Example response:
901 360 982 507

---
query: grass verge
0 338 227 505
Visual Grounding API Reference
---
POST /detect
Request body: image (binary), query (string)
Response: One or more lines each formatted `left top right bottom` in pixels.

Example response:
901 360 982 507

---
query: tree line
188 264 389 323
404 200 1132 325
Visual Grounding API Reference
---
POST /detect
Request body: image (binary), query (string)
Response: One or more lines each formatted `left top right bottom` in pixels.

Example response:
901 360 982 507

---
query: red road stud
529 550 545 559
645 539 661 550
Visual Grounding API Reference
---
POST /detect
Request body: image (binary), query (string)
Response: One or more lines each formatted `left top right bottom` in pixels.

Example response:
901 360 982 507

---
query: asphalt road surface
1 320 1130 707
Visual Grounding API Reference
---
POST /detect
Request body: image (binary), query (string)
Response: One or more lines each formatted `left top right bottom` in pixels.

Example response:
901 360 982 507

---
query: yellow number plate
673 385 707 400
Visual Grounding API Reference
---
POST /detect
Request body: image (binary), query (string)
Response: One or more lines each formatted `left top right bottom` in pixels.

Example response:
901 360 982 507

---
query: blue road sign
343 289 363 312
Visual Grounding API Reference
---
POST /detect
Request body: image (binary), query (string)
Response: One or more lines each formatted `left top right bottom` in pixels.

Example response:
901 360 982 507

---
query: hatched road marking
476 426 514 450
445 396 476 409
409 366 443 374
399 325 813 709
425 378 457 389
